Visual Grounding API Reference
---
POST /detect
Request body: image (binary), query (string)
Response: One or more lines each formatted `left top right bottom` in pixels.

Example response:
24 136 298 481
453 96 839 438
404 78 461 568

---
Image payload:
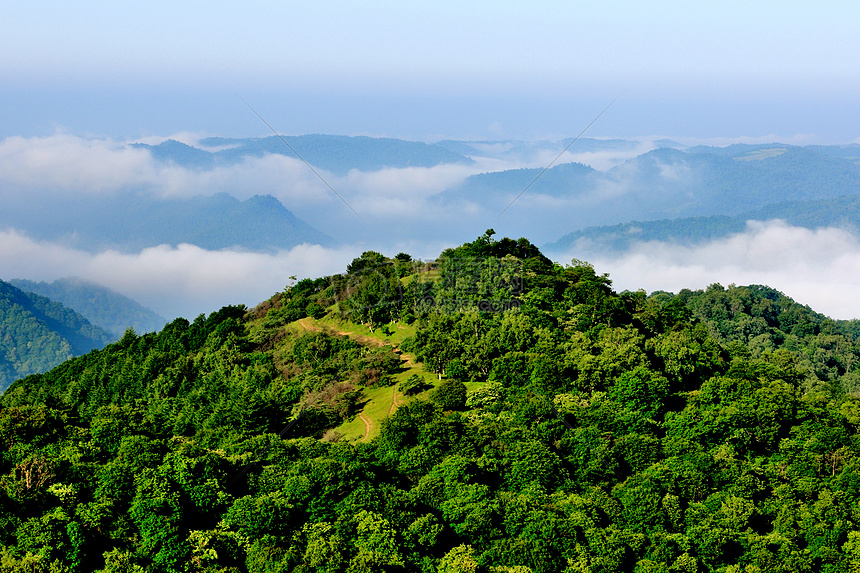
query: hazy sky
3 1 858 142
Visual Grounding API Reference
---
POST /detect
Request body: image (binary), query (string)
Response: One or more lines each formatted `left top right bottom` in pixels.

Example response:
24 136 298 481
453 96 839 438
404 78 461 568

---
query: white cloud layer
5 134 860 322
0 133 643 207
0 134 538 244
0 229 357 320
0 134 153 193
0 134 338 205
551 221 860 320
0 134 503 219
2 220 860 328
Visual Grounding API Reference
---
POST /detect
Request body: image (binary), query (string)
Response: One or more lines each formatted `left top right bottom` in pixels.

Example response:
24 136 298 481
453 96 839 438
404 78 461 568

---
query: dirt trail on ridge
358 412 373 442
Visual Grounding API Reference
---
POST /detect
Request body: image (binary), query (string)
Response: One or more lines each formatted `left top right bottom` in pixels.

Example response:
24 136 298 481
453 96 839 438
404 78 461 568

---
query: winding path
388 385 401 415
358 412 373 442
295 317 425 441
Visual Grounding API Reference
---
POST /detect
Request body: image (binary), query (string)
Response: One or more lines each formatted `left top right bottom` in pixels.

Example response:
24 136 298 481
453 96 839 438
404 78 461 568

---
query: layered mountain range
6 135 860 253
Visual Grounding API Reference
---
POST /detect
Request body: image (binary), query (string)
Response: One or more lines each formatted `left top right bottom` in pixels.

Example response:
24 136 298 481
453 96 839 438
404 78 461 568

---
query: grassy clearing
291 314 438 442
336 384 396 441
401 268 440 288
288 314 488 444
316 314 418 347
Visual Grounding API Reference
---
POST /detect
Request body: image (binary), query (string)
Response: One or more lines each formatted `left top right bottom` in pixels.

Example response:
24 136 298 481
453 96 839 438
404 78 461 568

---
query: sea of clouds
554 221 860 320
2 133 860 321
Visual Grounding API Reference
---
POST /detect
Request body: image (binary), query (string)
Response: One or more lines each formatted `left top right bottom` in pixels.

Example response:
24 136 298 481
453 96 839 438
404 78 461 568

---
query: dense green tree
432 378 467 411
5 235 860 571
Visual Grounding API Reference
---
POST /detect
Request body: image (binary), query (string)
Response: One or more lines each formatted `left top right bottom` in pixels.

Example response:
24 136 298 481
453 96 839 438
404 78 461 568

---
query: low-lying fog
2 134 859 321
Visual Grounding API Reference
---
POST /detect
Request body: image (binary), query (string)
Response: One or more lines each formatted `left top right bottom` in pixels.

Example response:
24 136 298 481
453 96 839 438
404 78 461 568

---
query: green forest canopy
4 233 860 572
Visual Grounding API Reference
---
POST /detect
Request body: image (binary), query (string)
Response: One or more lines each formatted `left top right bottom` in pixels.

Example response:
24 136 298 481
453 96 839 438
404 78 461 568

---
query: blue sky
3 0 858 142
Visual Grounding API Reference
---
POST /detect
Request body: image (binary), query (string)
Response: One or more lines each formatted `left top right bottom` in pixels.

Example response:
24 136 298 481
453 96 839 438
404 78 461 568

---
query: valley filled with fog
1 132 860 319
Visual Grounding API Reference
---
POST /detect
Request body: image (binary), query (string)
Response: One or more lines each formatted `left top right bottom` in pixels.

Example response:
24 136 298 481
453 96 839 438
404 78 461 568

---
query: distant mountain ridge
136 135 474 176
544 216 747 253
441 161 601 203
435 143 860 244
9 277 166 337
0 193 333 252
545 192 860 253
7 135 860 256
442 145 860 216
0 280 114 392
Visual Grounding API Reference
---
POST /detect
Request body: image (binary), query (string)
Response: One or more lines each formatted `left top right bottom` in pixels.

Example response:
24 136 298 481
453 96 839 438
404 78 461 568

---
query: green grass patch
402 268 441 285
334 415 367 442
336 384 398 441
281 314 436 443
315 314 418 347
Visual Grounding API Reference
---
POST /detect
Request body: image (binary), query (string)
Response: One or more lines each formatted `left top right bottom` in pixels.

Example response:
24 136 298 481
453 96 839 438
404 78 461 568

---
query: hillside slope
9 277 167 337
0 280 114 391
6 235 860 571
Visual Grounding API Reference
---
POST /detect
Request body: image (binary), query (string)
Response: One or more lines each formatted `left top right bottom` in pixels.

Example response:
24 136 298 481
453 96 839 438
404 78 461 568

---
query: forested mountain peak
4 235 860 571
